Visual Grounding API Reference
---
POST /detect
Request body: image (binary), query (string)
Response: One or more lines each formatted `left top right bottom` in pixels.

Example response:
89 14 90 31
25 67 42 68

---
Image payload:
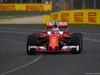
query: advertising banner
44 10 100 24
74 12 83 22
0 4 52 11
26 4 43 11
0 4 15 11
88 12 96 23
51 12 60 22
61 13 69 22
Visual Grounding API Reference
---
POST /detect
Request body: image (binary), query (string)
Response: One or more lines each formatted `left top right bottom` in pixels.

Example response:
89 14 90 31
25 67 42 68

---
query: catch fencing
52 0 100 11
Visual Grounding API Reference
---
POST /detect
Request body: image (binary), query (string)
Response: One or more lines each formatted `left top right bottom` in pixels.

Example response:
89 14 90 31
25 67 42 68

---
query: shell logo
51 39 56 41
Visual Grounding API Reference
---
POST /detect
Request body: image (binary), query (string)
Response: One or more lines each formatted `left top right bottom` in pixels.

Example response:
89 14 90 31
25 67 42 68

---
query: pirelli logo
88 12 96 23
61 13 69 22
53 14 58 21
0 5 15 10
26 5 43 11
74 12 83 22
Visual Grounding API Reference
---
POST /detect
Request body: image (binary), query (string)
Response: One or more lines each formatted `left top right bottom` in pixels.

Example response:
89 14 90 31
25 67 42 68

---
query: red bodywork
48 34 60 50
35 33 72 52
32 22 74 52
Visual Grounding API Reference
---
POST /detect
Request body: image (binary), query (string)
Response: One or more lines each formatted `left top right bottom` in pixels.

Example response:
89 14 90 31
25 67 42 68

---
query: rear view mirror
41 30 47 33
63 31 69 34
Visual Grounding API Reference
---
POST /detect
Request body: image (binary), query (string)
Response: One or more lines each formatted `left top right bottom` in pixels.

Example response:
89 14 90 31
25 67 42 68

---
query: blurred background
0 0 45 4
53 0 100 11
0 0 100 11
0 0 100 24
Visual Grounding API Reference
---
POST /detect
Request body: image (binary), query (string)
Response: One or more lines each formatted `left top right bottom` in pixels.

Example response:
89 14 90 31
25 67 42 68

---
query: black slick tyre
71 34 83 54
26 34 38 55
73 33 83 51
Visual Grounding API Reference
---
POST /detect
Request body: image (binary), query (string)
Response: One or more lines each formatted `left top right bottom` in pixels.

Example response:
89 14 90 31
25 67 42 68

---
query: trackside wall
43 10 100 24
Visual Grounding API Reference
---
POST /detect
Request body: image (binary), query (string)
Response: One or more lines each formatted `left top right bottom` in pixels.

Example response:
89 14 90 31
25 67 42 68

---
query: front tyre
73 33 83 51
26 34 38 55
71 34 83 54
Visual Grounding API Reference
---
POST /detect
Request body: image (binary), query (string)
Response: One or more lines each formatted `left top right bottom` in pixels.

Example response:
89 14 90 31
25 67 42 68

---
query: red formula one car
26 22 83 55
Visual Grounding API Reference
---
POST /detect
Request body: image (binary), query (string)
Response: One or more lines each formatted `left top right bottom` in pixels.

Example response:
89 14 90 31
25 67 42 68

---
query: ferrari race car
26 22 83 55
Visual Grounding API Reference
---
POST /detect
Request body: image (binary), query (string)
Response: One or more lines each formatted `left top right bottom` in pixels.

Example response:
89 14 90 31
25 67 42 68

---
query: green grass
0 16 22 19
0 15 36 20
0 24 100 27
0 13 29 16
69 24 100 27
0 24 46 26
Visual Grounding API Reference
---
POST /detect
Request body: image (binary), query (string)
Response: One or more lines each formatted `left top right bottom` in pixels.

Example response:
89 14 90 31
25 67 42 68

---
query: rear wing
46 22 68 28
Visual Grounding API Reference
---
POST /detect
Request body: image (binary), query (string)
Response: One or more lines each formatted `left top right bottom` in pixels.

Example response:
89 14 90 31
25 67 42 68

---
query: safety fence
52 0 100 12
0 4 52 11
43 10 100 24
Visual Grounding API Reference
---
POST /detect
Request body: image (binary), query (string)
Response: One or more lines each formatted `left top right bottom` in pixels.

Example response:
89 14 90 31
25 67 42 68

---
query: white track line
0 39 42 75
1 38 26 44
83 38 100 43
0 55 42 75
0 31 32 34
0 27 41 31
0 27 99 75
70 31 100 36
0 30 100 44
0 27 100 35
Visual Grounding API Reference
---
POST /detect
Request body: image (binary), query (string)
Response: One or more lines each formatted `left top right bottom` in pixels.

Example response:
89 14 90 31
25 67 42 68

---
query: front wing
28 45 79 52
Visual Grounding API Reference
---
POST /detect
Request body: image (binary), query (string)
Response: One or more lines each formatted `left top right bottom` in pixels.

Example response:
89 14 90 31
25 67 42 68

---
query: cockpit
51 22 59 34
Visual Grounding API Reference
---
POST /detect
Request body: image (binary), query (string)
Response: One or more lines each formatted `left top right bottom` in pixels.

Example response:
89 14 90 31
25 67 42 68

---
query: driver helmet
51 28 59 34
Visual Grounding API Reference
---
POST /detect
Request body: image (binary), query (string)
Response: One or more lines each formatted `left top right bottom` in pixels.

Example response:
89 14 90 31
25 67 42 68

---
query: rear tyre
71 34 83 54
26 34 38 55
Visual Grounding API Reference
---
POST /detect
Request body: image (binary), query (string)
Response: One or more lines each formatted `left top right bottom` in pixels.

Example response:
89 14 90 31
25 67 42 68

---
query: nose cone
48 34 60 50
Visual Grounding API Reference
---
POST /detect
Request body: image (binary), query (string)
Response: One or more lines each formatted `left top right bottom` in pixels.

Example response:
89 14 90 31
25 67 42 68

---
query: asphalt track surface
0 26 100 75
